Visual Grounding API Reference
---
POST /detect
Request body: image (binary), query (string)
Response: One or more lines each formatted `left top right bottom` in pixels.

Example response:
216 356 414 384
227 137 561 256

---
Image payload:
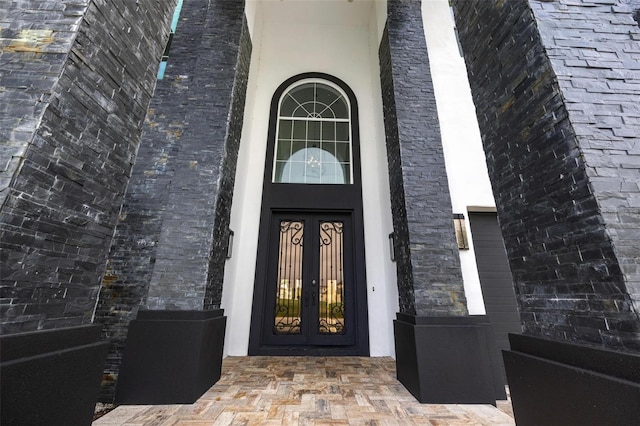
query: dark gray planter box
504 333 640 426
115 309 226 404
0 325 109 426
394 314 505 404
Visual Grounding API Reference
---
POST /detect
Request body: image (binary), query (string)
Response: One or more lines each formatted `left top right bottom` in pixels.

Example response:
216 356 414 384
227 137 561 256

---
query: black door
263 212 356 347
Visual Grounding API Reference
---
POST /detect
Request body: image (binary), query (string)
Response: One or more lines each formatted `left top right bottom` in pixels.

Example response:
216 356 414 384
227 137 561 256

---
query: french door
262 212 356 347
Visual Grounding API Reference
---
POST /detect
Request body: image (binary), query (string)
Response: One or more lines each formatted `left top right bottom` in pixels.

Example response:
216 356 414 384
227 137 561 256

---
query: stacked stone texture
379 28 415 315
94 0 251 401
204 16 252 310
379 0 467 316
0 1 85 208
629 0 640 24
142 1 248 312
531 0 640 338
0 0 175 334
452 0 640 351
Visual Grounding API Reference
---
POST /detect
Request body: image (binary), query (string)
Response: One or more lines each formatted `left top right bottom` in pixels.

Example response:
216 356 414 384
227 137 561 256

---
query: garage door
469 212 521 384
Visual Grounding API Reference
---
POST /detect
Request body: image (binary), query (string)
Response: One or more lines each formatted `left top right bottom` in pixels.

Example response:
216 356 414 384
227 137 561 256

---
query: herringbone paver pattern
94 357 514 425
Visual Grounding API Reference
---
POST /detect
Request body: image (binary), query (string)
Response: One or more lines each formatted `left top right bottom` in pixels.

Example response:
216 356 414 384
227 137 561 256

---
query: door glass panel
273 220 304 335
318 221 345 335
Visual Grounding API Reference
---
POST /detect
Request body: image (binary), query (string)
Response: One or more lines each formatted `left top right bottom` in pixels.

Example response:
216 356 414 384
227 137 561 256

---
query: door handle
311 280 316 306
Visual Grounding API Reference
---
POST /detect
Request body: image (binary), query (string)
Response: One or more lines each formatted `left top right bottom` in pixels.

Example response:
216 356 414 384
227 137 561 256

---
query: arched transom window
273 80 353 184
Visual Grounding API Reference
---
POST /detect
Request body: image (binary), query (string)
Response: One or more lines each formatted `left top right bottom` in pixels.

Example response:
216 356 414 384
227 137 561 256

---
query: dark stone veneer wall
379 0 467 316
630 0 640 26
451 0 640 351
94 0 251 401
0 0 176 334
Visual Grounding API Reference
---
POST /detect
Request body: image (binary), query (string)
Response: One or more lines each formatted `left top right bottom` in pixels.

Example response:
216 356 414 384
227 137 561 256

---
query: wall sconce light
388 232 396 262
226 229 234 259
453 214 469 250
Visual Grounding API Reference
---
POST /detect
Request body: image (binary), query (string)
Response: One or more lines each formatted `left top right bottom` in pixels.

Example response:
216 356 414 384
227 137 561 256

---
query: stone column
380 1 466 317
378 0 504 403
0 1 175 423
95 0 252 404
452 0 640 423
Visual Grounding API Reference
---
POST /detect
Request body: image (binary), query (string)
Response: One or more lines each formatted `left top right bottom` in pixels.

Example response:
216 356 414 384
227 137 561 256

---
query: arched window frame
272 78 354 185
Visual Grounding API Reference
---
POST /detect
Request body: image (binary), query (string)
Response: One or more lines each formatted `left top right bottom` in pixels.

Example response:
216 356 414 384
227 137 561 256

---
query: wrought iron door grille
318 221 345 335
273 220 304 334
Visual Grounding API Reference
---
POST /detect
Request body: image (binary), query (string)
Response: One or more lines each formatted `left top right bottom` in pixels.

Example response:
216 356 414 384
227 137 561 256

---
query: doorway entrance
248 73 369 355
263 212 357 347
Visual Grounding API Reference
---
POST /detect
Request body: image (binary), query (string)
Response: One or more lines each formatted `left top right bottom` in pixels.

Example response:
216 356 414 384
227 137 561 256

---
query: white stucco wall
421 0 497 315
223 0 398 357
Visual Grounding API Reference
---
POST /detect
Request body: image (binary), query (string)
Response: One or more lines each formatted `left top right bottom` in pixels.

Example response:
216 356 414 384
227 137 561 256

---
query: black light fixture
226 229 234 259
453 214 469 250
388 232 396 262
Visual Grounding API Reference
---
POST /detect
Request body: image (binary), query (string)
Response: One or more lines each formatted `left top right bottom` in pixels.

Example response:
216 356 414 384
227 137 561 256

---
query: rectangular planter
394 314 505 404
115 309 226 404
0 325 109 426
504 333 640 426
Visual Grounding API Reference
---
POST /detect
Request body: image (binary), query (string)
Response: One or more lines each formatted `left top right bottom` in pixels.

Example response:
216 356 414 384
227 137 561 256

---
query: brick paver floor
94 356 514 425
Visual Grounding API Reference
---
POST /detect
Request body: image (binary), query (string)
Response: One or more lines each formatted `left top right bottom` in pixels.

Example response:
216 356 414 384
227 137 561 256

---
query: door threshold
249 346 368 357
